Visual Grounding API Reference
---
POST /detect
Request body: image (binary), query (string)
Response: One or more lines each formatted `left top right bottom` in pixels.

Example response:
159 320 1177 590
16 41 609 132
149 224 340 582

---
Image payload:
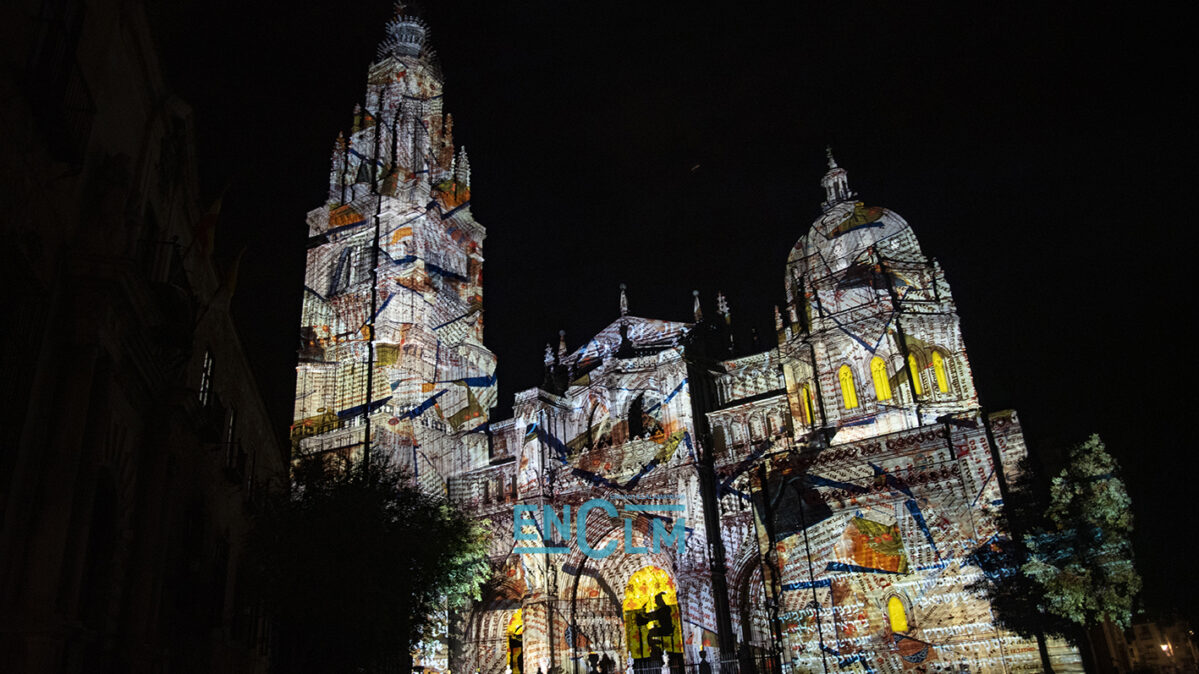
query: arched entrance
508 609 525 674
738 565 774 652
622 566 683 674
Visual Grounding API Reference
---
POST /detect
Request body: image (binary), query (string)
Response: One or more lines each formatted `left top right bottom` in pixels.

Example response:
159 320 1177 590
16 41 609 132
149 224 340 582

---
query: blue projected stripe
517 547 570 554
782 578 831 591
625 504 685 511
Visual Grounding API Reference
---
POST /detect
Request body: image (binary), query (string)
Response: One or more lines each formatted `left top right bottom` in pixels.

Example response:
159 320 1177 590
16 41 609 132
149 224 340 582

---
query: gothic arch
906 351 926 397
564 517 684 671
767 409 784 436
800 384 816 428
870 355 892 402
726 543 774 654
730 418 746 445
930 348 953 396
884 592 914 634
464 593 524 674
748 412 766 441
838 364 859 409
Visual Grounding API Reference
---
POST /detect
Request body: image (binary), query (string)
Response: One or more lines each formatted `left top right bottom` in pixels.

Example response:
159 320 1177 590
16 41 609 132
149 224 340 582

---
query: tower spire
619 283 629 317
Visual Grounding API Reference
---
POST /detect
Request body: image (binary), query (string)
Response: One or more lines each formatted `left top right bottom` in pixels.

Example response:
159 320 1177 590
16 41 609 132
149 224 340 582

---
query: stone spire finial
454 146 471 187
558 329 568 359
825 146 838 169
619 283 629 317
692 290 702 322
544 343 554 365
716 292 730 324
774 305 784 331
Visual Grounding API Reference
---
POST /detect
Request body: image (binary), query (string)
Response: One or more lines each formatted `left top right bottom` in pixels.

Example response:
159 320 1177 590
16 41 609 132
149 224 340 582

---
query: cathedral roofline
562 316 691 366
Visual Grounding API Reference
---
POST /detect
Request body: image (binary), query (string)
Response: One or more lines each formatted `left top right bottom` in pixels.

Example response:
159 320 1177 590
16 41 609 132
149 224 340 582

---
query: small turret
378 6 430 59
454 146 471 188
717 292 734 353
820 147 856 212
716 292 730 325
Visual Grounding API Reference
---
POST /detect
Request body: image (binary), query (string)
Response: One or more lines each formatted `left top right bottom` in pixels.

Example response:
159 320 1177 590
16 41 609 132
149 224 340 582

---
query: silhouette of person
636 592 675 656
698 650 712 674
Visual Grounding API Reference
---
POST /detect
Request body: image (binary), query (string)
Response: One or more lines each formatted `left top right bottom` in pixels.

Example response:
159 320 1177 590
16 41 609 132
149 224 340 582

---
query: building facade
1 0 286 671
292 9 1081 674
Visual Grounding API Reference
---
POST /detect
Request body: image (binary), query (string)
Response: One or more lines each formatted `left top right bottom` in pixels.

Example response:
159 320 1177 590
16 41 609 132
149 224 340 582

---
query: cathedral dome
786 151 923 293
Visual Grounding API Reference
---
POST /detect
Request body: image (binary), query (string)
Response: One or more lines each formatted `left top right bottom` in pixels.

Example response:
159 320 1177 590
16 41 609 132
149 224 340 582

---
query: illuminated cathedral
291 8 1081 673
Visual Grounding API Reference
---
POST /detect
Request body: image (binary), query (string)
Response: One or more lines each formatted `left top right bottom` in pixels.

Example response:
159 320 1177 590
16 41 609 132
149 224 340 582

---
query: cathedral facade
292 9 1080 673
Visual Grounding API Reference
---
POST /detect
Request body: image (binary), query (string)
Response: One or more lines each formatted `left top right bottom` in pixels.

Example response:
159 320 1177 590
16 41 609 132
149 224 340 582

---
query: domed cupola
820 147 856 212
378 6 431 59
785 151 929 326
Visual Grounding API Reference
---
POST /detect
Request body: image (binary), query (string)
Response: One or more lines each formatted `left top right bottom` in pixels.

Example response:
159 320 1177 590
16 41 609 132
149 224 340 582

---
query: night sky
154 2 1194 623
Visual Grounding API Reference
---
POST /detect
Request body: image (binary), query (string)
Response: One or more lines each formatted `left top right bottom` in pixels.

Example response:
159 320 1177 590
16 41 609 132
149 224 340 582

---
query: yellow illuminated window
932 351 949 393
838 365 858 409
801 385 815 426
871 357 892 401
507 609 524 674
908 354 923 396
888 596 908 632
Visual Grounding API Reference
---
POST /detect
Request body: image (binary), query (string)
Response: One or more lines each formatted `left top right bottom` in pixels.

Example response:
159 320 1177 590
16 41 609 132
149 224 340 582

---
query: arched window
749 414 765 440
932 351 950 393
838 365 858 409
907 354 924 396
623 566 683 660
801 385 815 426
871 356 892 401
887 596 908 633
329 246 356 295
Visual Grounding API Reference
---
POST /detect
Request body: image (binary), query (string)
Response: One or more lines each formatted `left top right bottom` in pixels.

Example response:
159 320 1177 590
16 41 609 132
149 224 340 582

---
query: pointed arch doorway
623 566 683 674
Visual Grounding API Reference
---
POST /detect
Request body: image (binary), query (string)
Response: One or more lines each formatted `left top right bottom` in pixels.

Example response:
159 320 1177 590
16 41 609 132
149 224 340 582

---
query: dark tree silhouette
968 455 1073 671
970 435 1141 672
245 450 490 673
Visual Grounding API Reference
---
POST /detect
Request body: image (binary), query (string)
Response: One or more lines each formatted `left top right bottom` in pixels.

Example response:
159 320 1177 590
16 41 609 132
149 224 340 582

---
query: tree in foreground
1024 434 1142 631
246 451 491 673
969 455 1075 671
970 434 1141 672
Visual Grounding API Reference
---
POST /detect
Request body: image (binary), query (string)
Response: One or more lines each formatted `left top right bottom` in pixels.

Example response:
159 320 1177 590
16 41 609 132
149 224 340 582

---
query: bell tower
291 4 496 490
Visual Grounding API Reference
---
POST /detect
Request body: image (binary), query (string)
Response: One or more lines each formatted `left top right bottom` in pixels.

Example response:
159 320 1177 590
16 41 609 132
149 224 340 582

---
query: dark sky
155 2 1194 622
